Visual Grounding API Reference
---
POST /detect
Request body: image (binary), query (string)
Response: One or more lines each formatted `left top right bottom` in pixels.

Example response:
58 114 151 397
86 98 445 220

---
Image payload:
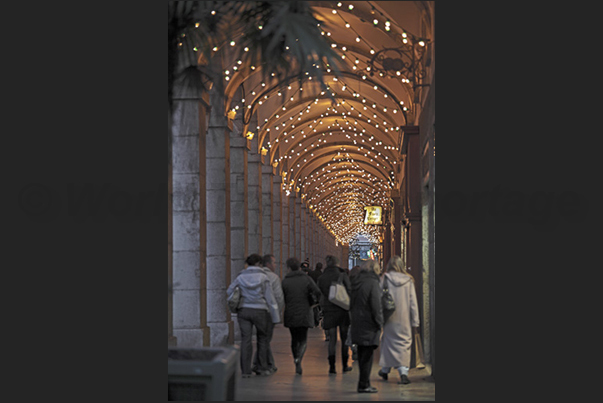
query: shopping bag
328 274 350 310
413 332 426 369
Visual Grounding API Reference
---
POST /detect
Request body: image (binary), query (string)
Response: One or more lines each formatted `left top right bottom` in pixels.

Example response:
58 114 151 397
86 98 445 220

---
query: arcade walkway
234 325 435 401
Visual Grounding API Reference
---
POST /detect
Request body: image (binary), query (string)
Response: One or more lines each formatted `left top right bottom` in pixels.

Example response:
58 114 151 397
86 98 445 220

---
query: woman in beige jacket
377 256 420 385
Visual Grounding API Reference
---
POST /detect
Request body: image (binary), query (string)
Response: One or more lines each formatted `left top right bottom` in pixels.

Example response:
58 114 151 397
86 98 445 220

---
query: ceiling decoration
222 1 432 246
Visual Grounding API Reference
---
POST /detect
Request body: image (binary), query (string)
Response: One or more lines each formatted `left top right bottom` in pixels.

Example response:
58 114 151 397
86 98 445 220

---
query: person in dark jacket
308 262 323 283
281 257 322 375
317 255 352 374
350 259 384 393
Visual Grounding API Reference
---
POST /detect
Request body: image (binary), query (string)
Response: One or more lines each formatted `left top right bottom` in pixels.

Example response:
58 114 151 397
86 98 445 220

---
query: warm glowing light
245 131 255 140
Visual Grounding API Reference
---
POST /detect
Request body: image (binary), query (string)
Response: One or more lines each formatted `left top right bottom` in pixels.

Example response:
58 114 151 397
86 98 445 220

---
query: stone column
247 134 261 258
172 93 210 347
300 202 307 262
261 164 273 256
295 195 302 261
272 175 283 278
281 190 290 277
230 116 247 343
206 88 233 346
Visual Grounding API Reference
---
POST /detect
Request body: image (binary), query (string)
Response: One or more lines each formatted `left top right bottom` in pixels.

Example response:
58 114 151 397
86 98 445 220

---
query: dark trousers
252 321 275 371
288 327 308 360
357 345 377 389
327 323 350 359
238 308 272 375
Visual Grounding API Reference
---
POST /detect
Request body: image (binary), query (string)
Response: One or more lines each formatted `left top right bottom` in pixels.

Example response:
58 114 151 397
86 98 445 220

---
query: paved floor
234 325 435 401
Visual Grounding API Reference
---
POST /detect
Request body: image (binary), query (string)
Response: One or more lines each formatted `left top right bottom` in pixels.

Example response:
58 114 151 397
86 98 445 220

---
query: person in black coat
316 255 352 374
350 259 384 393
281 257 322 375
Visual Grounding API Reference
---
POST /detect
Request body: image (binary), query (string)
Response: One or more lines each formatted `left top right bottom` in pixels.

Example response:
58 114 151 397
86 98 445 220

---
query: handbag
381 276 396 323
328 273 350 310
227 285 242 313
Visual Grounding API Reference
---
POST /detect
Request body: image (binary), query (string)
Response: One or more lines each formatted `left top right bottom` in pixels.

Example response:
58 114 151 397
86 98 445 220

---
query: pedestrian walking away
316 255 352 375
350 259 384 393
251 254 284 375
280 257 322 375
226 253 280 378
377 256 420 385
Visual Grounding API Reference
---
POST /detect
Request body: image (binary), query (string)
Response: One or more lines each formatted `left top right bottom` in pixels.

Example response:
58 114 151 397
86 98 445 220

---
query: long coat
378 271 420 368
281 270 322 328
350 270 383 346
317 266 351 329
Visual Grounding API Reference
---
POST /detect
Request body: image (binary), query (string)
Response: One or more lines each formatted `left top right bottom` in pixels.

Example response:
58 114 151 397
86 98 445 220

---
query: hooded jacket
350 269 383 346
227 266 279 320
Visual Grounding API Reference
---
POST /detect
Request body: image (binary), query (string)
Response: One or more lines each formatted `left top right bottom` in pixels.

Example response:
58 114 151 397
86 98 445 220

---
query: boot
295 342 307 375
342 352 352 372
328 355 337 374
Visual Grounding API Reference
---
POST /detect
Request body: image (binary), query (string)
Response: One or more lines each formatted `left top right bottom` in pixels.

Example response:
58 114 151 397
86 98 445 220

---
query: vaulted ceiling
223 1 434 245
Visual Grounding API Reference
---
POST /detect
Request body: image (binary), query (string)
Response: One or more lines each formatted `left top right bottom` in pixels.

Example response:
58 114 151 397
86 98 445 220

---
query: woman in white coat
377 256 420 385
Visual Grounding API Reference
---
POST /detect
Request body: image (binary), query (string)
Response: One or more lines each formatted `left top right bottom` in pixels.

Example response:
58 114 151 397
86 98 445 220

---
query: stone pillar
172 94 210 347
272 176 283 278
300 203 307 262
294 196 302 261
281 190 289 278
206 89 233 346
230 116 248 344
261 164 273 256
247 134 261 258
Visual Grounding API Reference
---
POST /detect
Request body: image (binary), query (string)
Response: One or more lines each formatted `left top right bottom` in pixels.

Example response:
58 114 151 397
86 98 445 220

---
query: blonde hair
360 259 381 275
386 255 414 282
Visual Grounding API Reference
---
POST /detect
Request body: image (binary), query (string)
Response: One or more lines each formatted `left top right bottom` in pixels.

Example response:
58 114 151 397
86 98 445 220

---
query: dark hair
246 253 262 266
315 262 323 270
326 255 339 267
261 254 275 266
286 257 301 271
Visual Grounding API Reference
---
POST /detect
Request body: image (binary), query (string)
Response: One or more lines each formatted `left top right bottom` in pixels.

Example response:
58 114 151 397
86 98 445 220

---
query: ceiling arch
220 1 432 245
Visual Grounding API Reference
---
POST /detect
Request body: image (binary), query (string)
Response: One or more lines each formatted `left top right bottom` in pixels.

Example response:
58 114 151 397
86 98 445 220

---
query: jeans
238 308 272 375
357 345 377 388
252 321 275 371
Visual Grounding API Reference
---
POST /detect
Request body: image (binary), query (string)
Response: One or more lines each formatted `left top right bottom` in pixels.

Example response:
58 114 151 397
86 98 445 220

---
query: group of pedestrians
226 252 420 394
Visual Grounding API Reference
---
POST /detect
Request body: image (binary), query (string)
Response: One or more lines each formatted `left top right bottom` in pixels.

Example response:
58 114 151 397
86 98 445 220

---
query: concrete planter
168 346 239 401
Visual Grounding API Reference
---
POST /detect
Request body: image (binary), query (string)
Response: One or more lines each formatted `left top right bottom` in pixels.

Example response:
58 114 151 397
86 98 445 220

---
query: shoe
357 386 378 393
398 375 411 385
378 370 388 381
328 355 336 374
255 369 273 376
271 367 278 373
343 366 352 373
242 373 252 378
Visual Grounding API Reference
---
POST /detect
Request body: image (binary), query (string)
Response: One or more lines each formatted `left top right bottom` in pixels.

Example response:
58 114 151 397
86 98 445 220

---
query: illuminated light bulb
332 9 337 14
373 19 378 25
345 23 350 28
230 41 235 46
419 41 425 47
225 76 230 81
258 25 263 30
331 43 337 48
337 2 342 6
402 32 407 38
356 37 361 42
370 49 375 54
212 46 218 51
211 10 216 15
403 38 408 44
348 4 354 9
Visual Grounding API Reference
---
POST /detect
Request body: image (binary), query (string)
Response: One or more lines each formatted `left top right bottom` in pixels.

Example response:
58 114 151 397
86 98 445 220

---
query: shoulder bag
328 273 350 310
381 275 396 322
227 285 242 313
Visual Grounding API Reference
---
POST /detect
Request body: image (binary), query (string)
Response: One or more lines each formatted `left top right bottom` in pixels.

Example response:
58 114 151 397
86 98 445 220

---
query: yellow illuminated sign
364 206 382 225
